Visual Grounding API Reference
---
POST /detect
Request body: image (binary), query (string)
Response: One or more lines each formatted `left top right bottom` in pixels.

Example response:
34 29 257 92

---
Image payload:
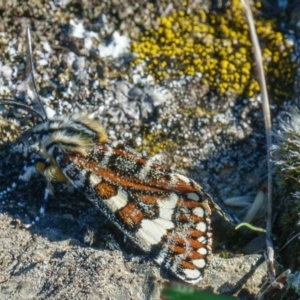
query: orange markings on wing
95 181 118 199
118 201 144 228
168 244 186 254
135 193 168 204
69 146 204 195
172 180 201 194
188 250 206 260
174 227 212 242
68 154 176 193
178 198 207 209
176 213 202 224
185 228 206 238
168 244 207 260
146 176 176 190
181 260 198 270
166 233 204 250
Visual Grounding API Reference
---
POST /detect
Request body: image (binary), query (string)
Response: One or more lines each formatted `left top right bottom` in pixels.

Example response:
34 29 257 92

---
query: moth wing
55 144 212 283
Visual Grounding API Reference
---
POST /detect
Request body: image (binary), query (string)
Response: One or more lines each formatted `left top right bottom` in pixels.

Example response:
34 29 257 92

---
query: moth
1 28 218 284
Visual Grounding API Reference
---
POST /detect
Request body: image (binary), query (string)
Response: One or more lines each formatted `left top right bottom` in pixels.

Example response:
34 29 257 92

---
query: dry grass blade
25 28 48 122
256 269 291 300
240 0 274 277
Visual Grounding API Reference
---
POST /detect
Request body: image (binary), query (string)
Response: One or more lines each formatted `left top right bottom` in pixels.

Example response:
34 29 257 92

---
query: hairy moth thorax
32 112 107 184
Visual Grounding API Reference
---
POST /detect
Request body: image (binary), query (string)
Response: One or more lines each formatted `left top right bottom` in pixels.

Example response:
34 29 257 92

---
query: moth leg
36 158 72 215
36 158 70 184
33 159 50 215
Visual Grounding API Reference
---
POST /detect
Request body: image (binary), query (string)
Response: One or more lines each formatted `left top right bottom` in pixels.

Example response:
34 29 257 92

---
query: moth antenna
0 99 45 120
25 27 48 123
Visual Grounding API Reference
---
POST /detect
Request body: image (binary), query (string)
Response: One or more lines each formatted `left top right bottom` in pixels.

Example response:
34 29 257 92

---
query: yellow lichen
131 0 296 102
136 128 178 160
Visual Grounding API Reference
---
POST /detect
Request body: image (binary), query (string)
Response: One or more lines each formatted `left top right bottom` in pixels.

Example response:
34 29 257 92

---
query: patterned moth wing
1 29 215 284
54 143 213 283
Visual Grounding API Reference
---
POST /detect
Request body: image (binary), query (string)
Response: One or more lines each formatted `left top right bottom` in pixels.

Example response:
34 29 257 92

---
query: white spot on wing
182 268 202 282
169 174 179 187
157 193 178 220
103 189 128 213
100 146 113 169
192 258 206 268
175 173 190 184
89 174 101 187
136 218 174 251
197 247 207 255
193 207 204 217
198 236 207 243
196 221 207 232
138 159 153 181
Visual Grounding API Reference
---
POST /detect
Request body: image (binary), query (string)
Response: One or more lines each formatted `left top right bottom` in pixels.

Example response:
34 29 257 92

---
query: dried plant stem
26 28 48 122
240 0 274 277
256 269 290 300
